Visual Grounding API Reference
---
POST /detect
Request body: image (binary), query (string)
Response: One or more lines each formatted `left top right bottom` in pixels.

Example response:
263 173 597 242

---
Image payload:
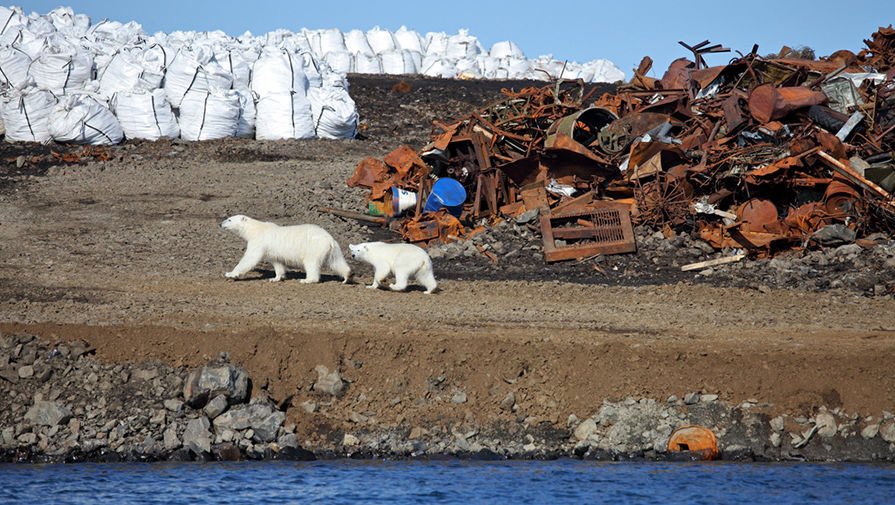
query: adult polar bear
349 241 437 294
221 215 351 283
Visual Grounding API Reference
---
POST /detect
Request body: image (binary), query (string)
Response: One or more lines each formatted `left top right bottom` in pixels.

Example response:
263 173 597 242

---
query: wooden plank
680 253 746 272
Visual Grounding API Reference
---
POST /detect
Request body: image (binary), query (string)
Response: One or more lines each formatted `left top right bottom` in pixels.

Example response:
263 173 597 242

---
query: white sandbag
255 90 314 140
215 46 252 88
25 13 55 38
299 51 322 88
424 32 449 55
308 83 358 139
420 56 457 78
251 48 310 97
503 57 533 79
137 44 167 90
324 51 353 75
366 27 395 54
490 41 524 59
344 29 373 56
109 88 179 140
586 59 625 83
354 52 381 74
406 50 422 72
380 50 416 75
49 94 123 145
1 86 56 142
29 35 94 94
164 46 233 108
10 27 45 59
0 46 31 88
98 49 162 99
454 58 481 79
234 86 255 138
318 28 346 56
394 26 423 53
47 6 90 38
446 29 482 60
178 88 240 141
0 6 25 46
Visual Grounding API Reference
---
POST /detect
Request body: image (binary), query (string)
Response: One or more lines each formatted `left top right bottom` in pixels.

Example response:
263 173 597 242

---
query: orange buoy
667 425 719 461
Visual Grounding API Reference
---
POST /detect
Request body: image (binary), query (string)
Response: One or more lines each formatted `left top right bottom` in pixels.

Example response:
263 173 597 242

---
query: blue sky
19 0 889 76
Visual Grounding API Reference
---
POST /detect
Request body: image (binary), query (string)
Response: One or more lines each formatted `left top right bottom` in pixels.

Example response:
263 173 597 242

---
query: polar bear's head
347 243 368 260
220 214 249 233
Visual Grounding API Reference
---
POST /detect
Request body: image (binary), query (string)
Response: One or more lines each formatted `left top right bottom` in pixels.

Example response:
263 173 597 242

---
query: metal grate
540 203 636 262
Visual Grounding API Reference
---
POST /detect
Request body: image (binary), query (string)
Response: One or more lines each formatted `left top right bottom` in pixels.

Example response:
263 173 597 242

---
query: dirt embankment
1 75 894 462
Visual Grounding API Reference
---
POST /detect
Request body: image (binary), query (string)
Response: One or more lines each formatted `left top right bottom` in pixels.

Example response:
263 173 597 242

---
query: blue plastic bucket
423 177 466 217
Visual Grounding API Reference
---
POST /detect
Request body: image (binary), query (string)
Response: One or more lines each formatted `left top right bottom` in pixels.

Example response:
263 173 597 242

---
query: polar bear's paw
269 277 283 283
224 271 239 280
366 284 378 289
299 279 318 284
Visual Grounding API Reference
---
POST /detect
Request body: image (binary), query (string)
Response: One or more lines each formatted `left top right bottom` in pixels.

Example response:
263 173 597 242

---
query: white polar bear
348 241 437 294
220 215 351 283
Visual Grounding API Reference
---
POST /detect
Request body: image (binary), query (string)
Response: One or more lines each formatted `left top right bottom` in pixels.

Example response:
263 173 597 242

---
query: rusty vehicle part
633 175 691 227
540 203 636 262
667 425 719 460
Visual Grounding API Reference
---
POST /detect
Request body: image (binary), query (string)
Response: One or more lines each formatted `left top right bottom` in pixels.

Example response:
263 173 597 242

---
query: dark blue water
1 460 894 504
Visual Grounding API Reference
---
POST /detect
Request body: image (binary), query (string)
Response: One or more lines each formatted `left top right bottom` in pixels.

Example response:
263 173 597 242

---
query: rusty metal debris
346 28 895 261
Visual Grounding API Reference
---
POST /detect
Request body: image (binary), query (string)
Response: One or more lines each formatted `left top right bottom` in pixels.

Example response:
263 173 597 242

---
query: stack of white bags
0 5 623 146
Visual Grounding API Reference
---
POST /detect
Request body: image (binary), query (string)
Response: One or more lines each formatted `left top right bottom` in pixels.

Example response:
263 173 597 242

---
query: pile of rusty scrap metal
342 27 895 262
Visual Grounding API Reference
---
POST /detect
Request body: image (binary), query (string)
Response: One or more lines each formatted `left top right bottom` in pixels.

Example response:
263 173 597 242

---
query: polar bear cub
348 242 437 294
220 214 351 283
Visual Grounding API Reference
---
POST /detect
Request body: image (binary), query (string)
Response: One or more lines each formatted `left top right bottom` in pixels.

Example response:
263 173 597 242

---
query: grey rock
451 391 467 404
183 364 249 408
277 433 299 449
769 432 781 448
164 399 184 412
879 421 895 443
770 416 785 432
500 392 516 412
252 411 286 443
834 243 863 258
24 401 72 427
0 367 19 384
163 428 180 451
683 393 700 405
133 368 159 381
861 423 880 440
300 400 317 413
17 432 36 445
17 365 34 379
203 395 229 419
312 365 345 396
812 224 857 246
700 394 718 403
573 419 597 441
182 416 212 454
815 412 838 438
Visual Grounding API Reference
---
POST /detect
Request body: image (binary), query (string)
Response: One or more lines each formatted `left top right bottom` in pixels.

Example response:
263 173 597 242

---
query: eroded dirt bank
1 76 894 462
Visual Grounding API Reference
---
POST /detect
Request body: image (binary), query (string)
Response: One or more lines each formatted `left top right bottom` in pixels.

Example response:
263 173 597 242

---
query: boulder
574 419 598 441
203 394 229 419
24 401 71 427
183 364 249 408
312 365 345 396
253 410 286 443
213 403 284 442
183 416 212 455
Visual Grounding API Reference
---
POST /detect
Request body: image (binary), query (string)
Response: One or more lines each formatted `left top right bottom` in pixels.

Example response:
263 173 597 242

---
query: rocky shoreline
3 332 894 464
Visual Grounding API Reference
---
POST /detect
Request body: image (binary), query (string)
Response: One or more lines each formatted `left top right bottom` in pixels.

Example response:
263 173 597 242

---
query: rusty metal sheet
347 157 389 188
383 145 427 179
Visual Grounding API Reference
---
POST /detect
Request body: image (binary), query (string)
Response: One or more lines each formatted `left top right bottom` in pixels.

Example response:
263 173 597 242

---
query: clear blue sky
19 0 889 76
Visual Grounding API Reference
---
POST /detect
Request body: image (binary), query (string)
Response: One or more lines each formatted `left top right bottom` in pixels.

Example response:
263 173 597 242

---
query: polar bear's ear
239 215 247 222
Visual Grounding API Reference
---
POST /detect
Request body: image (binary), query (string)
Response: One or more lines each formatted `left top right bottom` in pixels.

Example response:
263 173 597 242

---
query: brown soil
1 76 894 442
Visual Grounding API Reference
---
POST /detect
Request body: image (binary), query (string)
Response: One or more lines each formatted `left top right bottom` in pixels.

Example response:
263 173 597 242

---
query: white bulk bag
323 51 352 75
394 26 423 53
0 6 25 46
47 7 90 38
110 88 179 140
29 35 94 94
344 29 373 56
298 51 322 88
424 32 449 55
380 50 415 75
0 46 31 88
354 53 381 74
179 88 240 141
138 44 168 90
446 30 482 60
421 56 457 78
98 51 149 99
255 90 314 140
366 27 395 54
215 47 252 88
49 94 123 145
1 86 56 142
504 57 533 79
406 50 422 71
455 58 481 79
319 28 346 56
251 48 309 97
490 41 524 59
234 86 255 138
303 29 323 58
587 59 625 83
309 85 358 139
165 46 233 108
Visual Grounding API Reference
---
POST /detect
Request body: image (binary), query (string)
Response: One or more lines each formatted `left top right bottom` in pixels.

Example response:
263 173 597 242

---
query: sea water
1 459 894 504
